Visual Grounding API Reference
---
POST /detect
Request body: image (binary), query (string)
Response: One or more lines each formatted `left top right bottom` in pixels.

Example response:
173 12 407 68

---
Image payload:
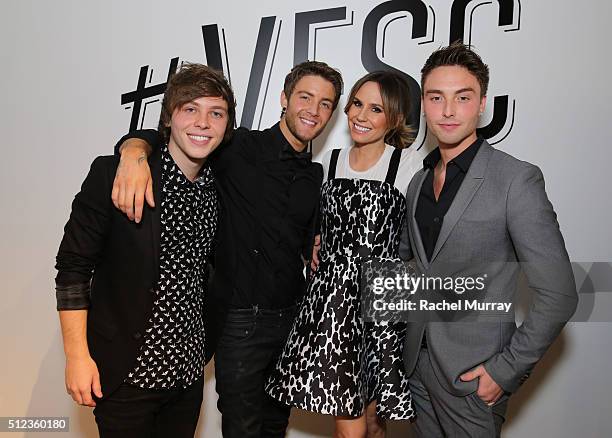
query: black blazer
56 149 213 398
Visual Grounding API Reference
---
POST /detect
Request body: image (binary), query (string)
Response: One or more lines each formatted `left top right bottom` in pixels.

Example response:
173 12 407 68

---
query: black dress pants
215 306 295 438
93 378 203 438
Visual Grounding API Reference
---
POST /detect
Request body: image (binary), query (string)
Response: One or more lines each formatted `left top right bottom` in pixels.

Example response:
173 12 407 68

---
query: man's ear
281 90 288 109
479 95 487 115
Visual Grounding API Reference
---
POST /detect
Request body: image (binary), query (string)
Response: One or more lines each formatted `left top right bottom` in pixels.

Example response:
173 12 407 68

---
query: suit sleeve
113 129 163 156
55 156 116 310
483 164 578 392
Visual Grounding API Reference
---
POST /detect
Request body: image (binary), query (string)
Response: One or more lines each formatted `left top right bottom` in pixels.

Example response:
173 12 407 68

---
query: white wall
1 1 610 437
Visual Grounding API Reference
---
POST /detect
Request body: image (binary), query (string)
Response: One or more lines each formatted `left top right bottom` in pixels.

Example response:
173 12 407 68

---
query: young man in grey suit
399 42 578 437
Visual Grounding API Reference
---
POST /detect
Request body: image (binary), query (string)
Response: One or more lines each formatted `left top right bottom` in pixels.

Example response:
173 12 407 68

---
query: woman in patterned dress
266 71 423 437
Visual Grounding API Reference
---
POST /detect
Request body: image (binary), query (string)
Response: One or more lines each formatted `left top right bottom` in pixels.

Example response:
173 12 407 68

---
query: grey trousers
409 347 509 438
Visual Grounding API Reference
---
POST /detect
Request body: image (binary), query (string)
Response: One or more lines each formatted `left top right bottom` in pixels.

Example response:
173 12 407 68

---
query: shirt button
133 332 142 340
253 249 260 255
433 217 440 224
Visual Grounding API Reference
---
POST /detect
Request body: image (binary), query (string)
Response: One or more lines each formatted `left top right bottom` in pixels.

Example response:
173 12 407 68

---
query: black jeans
93 378 203 438
215 305 295 438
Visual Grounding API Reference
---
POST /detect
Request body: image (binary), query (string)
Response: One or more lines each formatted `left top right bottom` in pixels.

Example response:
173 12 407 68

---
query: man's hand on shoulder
111 138 154 223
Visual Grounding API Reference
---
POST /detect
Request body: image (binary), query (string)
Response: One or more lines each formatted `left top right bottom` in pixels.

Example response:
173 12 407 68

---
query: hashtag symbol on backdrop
121 57 180 132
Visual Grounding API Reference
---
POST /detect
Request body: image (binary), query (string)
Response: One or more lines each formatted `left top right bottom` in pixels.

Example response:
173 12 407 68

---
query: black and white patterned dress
266 145 420 419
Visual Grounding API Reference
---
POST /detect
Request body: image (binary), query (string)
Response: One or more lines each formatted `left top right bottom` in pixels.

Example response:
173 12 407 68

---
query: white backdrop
1 1 611 437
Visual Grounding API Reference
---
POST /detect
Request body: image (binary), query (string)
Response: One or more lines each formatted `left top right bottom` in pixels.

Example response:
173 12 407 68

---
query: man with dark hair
420 40 490 97
111 60 343 437
400 42 578 437
56 63 235 437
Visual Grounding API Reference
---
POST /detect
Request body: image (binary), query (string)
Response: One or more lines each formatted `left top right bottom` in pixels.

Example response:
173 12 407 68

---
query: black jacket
55 149 214 398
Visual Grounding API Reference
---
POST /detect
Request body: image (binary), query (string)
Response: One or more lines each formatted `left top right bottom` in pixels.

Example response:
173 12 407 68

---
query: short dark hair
421 41 489 97
283 61 343 110
344 71 414 148
159 63 236 143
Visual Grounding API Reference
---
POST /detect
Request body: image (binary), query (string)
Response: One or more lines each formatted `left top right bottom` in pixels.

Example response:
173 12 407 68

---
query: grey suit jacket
400 141 578 395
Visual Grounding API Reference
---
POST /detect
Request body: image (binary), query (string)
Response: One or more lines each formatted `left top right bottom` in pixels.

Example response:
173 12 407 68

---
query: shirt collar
422 137 483 172
161 144 214 191
271 122 312 162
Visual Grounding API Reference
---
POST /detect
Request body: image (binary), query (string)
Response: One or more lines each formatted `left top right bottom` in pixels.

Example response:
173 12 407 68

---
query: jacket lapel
148 149 163 280
429 141 493 263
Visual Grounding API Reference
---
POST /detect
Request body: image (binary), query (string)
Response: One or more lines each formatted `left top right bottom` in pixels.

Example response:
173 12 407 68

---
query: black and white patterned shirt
126 145 218 389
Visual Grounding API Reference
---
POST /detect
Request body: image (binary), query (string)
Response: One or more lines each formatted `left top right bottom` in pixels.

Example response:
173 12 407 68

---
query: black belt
229 304 296 318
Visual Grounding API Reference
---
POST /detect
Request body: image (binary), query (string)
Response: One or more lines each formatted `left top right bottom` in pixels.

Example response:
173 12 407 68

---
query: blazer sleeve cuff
56 281 91 310
483 355 527 394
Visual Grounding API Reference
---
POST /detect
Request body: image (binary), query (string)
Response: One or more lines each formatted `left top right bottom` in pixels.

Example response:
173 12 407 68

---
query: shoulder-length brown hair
344 71 414 148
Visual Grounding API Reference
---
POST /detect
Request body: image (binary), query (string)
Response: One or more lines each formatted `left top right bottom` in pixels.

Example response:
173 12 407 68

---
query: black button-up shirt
213 123 322 308
415 138 483 261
